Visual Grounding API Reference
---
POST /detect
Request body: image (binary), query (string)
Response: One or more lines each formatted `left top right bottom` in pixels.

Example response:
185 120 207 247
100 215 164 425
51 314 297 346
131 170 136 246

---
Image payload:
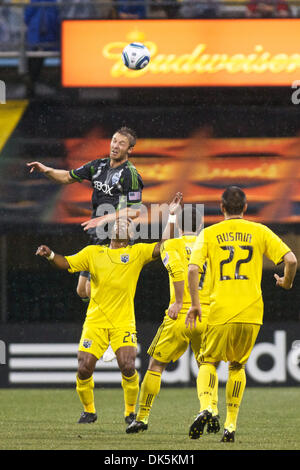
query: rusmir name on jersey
216 232 252 244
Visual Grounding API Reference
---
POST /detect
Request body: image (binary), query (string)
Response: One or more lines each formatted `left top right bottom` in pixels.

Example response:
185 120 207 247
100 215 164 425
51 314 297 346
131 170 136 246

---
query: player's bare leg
76 351 98 423
116 346 139 428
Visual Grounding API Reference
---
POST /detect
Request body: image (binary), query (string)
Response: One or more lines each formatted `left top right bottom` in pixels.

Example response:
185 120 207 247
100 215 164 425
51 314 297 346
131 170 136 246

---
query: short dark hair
221 186 247 215
177 205 203 233
116 127 137 148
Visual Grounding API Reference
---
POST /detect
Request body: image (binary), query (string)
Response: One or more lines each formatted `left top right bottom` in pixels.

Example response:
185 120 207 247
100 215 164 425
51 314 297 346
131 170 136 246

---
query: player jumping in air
27 127 143 302
186 186 297 442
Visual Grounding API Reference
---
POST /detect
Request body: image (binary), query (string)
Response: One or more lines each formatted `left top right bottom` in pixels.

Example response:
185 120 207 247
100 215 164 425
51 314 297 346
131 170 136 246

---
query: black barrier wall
0 322 299 388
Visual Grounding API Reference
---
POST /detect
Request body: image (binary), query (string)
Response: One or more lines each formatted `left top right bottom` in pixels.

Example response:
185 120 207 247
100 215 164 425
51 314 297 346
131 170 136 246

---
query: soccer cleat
77 411 97 424
124 412 136 426
221 428 235 442
207 414 220 434
189 410 212 439
126 419 148 434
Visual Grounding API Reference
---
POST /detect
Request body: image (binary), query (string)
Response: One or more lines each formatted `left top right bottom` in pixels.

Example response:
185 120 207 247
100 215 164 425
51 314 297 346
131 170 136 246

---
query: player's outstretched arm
27 162 75 184
152 192 183 258
35 245 70 270
81 206 141 231
274 251 297 290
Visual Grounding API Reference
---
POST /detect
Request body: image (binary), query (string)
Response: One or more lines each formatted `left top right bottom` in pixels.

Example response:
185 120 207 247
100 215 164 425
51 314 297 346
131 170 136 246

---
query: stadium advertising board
54 137 300 225
0 323 299 387
62 19 300 87
2 134 300 226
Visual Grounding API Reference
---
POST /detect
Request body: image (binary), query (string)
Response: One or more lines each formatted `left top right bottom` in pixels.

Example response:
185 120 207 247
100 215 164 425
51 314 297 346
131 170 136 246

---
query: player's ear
127 146 133 155
243 203 248 214
220 202 225 215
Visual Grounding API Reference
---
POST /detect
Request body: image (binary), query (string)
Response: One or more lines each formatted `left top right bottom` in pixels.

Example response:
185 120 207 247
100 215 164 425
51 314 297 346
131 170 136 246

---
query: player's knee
77 358 94 380
119 357 136 377
148 356 167 373
229 361 244 371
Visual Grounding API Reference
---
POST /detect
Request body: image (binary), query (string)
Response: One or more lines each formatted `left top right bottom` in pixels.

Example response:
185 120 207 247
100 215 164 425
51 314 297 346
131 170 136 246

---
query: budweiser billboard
62 19 300 87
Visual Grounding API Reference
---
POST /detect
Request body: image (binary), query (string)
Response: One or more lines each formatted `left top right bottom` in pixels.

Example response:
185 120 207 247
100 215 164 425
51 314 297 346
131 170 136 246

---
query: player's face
110 133 131 161
111 218 132 241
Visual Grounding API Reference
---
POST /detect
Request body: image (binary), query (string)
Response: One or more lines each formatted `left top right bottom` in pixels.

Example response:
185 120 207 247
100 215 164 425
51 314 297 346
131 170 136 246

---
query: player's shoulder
239 219 273 235
131 241 155 251
83 244 106 254
162 237 184 251
94 157 110 167
124 160 142 177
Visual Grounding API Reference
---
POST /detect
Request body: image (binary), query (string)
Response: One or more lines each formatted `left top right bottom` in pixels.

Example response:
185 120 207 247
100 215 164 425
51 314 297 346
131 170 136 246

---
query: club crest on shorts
83 339 92 349
121 254 129 263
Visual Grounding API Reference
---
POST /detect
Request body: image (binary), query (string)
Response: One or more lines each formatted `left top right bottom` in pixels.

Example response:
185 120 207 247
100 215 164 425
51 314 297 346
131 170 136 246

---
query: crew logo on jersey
83 339 92 349
121 254 130 263
111 171 122 185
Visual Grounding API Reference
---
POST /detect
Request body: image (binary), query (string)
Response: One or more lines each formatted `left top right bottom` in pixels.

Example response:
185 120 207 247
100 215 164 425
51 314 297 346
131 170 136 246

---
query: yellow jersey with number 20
65 243 157 329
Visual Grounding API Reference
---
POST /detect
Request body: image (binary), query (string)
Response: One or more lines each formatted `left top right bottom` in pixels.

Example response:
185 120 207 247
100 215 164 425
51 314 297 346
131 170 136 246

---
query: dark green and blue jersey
70 157 143 217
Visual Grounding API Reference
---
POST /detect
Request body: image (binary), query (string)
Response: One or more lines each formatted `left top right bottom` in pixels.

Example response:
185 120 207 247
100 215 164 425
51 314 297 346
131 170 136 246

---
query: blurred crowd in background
0 0 298 52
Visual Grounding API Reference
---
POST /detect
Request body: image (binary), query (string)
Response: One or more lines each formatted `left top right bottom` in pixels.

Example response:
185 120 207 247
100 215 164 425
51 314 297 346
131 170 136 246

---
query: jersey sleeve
119 164 143 207
262 225 291 265
65 246 92 273
138 242 157 266
160 240 185 282
69 160 98 183
189 229 208 272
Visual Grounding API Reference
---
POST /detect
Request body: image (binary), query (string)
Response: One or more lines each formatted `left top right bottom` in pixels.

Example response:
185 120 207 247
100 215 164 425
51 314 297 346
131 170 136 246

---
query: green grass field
0 387 299 451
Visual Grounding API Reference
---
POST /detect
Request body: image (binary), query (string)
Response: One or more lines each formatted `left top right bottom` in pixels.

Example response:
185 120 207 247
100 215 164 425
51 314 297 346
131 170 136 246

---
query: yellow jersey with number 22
190 218 290 326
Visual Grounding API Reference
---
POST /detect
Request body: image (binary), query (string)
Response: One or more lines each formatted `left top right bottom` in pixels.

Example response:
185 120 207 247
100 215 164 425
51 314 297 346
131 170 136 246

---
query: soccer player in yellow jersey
127 205 220 434
35 192 182 428
186 186 297 442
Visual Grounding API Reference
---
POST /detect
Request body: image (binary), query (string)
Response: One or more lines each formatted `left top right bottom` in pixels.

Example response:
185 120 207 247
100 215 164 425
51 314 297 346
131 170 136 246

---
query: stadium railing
0 0 300 73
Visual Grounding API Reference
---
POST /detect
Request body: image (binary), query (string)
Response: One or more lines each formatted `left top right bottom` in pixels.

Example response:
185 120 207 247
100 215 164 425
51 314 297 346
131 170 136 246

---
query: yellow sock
224 364 246 431
197 363 217 413
137 370 162 424
76 375 96 413
211 371 219 416
122 370 139 417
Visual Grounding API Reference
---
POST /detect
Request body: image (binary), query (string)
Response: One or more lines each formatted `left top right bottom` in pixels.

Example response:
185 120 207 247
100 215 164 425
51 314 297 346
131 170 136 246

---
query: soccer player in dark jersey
27 127 143 300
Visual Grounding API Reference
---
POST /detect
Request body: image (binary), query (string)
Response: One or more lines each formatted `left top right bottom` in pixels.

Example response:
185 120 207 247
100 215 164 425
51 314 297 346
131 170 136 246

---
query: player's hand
274 273 293 290
169 192 183 215
81 213 115 231
167 301 183 320
185 305 201 329
27 162 49 174
35 245 52 258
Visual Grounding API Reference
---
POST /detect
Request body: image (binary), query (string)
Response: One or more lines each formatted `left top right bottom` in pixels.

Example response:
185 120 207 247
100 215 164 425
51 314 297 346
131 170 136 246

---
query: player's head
111 217 134 242
177 205 203 235
221 186 247 216
110 127 137 162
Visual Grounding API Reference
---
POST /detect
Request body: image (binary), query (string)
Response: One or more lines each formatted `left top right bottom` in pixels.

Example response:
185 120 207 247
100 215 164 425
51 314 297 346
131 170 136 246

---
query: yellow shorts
78 323 137 360
199 322 261 365
148 304 210 364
